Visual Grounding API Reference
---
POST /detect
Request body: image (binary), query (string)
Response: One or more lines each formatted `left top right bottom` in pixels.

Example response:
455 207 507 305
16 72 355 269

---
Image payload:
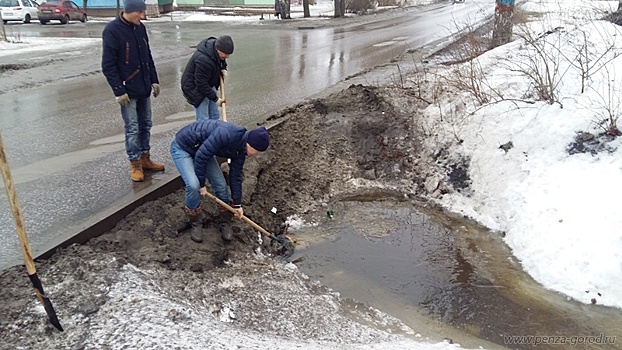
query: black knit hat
247 127 269 152
215 35 234 55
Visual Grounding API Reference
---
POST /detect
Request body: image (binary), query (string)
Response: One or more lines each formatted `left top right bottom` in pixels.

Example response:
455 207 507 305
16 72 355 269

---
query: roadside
0 3 506 349
2 0 620 349
0 83 500 350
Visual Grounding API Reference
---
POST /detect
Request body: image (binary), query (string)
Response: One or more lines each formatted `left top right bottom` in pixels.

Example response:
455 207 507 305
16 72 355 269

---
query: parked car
37 0 86 24
0 0 39 24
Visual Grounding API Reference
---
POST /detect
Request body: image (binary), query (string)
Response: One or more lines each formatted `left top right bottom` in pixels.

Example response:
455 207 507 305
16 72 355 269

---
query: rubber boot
130 160 144 182
140 152 165 171
218 208 234 242
185 206 204 243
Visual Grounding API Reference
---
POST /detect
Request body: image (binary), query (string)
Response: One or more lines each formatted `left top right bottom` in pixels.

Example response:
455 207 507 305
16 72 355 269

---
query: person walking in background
170 119 269 243
181 35 234 121
101 0 164 182
275 0 282 19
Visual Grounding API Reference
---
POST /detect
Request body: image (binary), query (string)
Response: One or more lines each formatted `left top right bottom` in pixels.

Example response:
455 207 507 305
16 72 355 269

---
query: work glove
152 83 160 98
231 204 243 218
221 69 227 81
115 93 130 107
216 98 226 107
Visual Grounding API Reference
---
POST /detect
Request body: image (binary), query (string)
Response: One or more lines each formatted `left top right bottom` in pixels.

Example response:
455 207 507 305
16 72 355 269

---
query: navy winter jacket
181 37 228 107
175 120 249 205
102 15 159 99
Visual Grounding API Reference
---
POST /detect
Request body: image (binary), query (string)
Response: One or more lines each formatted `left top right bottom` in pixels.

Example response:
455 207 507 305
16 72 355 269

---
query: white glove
216 98 226 107
116 93 130 106
152 83 160 98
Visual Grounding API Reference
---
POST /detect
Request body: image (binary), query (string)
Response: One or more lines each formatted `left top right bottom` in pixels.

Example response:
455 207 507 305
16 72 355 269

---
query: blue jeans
121 97 152 161
194 87 220 121
170 139 231 209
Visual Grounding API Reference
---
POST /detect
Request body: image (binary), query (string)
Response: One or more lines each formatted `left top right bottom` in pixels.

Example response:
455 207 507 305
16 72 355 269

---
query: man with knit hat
101 0 165 182
170 119 269 243
181 35 234 121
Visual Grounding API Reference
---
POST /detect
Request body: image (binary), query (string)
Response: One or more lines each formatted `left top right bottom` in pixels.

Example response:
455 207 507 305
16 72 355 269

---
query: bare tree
0 12 6 43
303 0 310 17
334 0 345 17
281 0 291 19
491 0 515 48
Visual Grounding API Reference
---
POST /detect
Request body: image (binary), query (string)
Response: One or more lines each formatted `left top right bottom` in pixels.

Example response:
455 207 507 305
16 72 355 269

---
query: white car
0 0 39 23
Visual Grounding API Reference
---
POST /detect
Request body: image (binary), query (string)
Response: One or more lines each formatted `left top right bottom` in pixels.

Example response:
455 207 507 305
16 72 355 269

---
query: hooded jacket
181 37 228 108
175 120 248 205
101 14 158 99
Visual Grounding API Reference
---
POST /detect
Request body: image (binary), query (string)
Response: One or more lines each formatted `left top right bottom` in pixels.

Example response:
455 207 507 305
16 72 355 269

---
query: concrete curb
36 174 184 261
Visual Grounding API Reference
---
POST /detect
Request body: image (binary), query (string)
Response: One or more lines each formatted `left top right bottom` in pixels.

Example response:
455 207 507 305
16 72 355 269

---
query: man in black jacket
181 35 234 121
101 0 165 182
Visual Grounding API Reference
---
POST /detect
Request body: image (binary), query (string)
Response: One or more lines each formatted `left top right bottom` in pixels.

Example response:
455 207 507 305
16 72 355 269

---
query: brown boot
140 153 165 171
130 160 144 182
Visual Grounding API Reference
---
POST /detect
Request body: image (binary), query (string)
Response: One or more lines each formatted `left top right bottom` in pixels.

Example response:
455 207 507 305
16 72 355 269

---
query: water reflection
292 199 620 350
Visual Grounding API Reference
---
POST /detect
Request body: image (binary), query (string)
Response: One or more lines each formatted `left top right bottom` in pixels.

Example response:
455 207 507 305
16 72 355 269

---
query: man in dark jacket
101 0 164 182
170 120 269 243
181 35 234 121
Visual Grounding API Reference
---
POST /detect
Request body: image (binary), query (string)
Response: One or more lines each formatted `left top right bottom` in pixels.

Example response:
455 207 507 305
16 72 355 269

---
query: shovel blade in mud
29 273 64 331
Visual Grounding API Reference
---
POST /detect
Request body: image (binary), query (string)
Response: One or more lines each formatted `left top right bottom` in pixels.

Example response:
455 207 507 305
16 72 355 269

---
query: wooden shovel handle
220 76 227 122
0 133 36 275
203 191 274 238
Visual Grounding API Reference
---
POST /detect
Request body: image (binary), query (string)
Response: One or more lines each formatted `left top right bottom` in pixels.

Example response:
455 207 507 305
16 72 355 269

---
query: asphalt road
0 2 493 269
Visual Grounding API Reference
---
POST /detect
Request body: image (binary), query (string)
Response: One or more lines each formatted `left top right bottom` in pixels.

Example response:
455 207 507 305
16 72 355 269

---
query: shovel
218 76 232 167
220 76 227 122
203 191 294 255
0 132 63 331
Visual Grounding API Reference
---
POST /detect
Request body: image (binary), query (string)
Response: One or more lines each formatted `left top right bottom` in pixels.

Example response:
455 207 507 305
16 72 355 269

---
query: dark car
37 0 86 24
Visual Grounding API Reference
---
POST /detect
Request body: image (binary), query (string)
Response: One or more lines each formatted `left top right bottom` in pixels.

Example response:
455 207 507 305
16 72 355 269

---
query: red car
37 0 86 24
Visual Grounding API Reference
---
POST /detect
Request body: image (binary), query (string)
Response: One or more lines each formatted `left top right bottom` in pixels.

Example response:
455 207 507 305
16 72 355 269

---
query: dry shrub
346 0 376 14
511 8 531 25
377 0 406 6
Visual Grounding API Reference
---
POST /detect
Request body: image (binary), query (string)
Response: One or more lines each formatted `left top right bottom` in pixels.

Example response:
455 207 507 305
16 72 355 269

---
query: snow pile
422 0 622 308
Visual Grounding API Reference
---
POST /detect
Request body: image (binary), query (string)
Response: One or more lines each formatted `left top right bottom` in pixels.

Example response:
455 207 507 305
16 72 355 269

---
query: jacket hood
197 37 218 59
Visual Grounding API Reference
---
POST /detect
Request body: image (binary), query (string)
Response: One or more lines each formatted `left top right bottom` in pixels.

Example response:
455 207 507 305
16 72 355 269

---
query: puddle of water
287 198 622 350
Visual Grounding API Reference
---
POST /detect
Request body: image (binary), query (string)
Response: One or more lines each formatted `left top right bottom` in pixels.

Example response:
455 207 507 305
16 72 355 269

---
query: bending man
170 119 269 243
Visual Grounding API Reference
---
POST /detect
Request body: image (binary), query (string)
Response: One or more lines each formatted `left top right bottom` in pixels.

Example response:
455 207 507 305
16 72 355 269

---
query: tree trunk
0 12 7 43
82 0 87 12
491 0 514 48
303 0 310 18
333 0 344 17
281 0 291 19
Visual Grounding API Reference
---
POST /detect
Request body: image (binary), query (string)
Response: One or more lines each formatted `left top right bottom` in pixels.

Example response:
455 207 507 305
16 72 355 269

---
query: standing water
287 197 621 349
